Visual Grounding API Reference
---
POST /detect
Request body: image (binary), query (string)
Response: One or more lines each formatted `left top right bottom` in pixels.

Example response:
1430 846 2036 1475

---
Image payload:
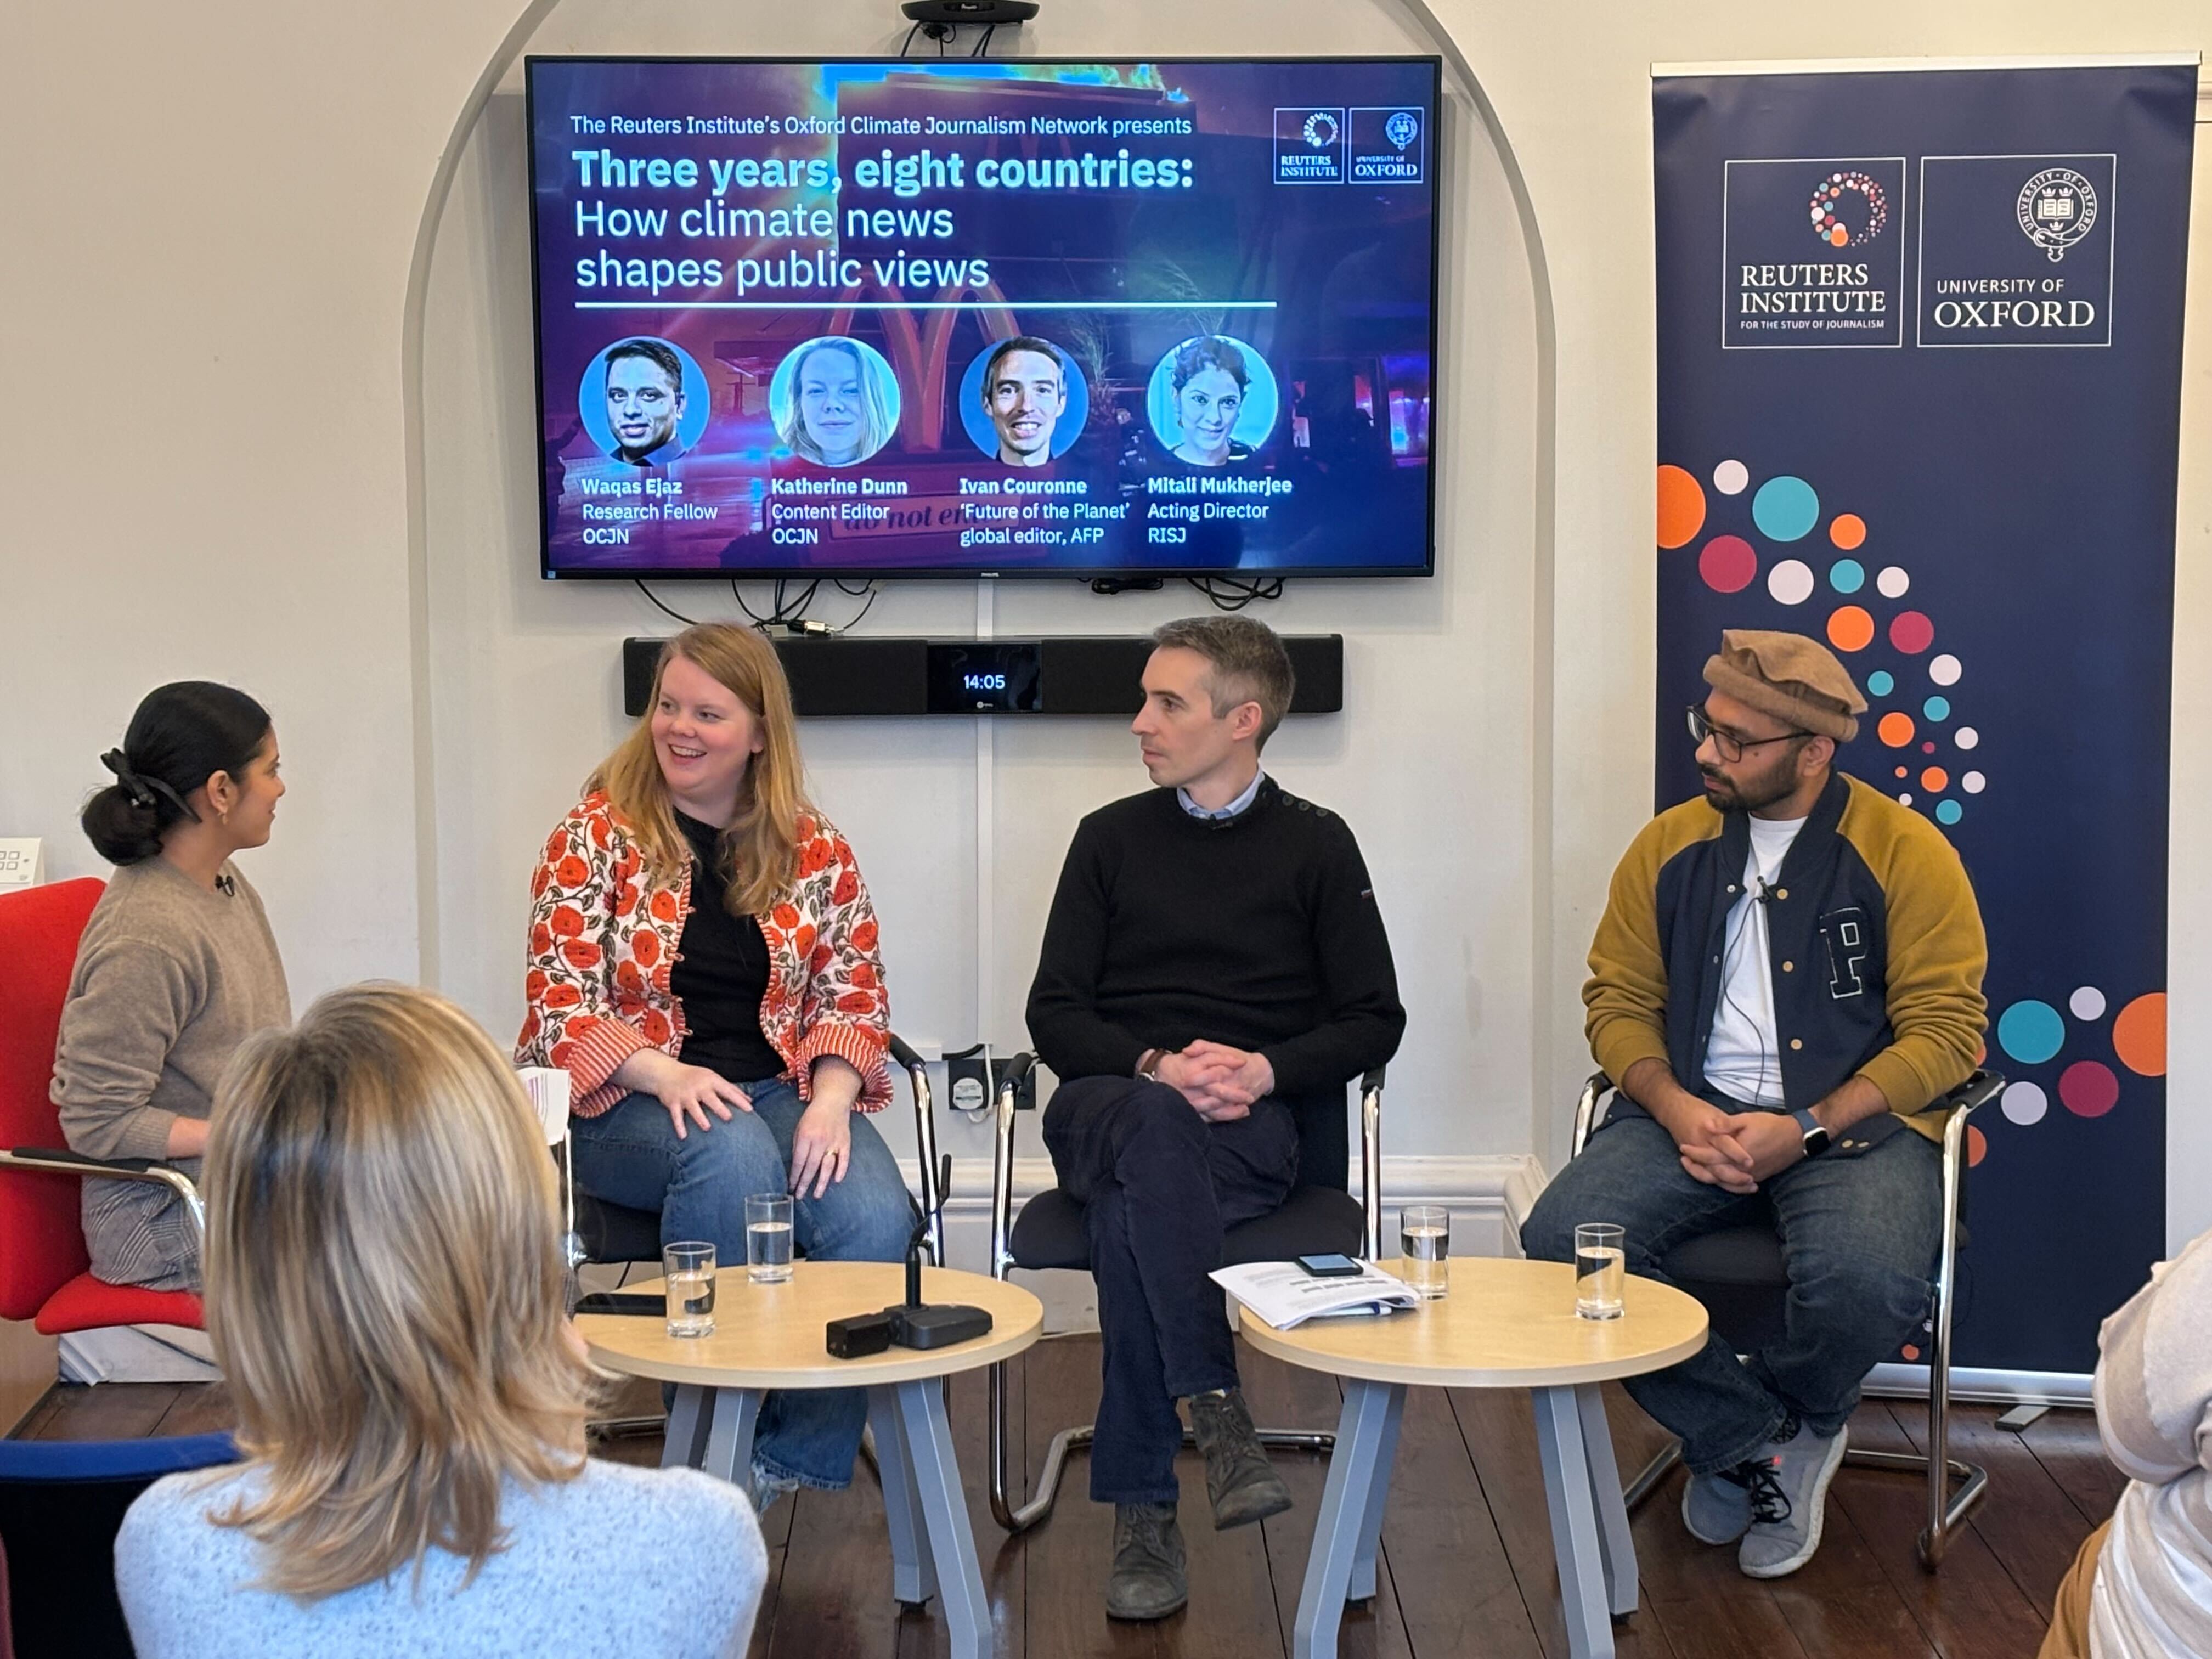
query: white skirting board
917 1154 1544 1334
59 1323 219 1385
1863 1363 2093 1408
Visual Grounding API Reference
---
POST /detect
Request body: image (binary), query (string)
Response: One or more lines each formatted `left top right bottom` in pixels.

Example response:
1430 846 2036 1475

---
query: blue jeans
570 1080 913 1488
1520 1107 1940 1475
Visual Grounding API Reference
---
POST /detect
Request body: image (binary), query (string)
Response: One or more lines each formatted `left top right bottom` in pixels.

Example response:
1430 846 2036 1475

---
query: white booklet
1210 1260 1421 1330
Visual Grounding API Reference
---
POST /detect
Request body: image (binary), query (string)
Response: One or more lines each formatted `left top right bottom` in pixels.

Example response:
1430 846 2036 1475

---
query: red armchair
0 878 205 1340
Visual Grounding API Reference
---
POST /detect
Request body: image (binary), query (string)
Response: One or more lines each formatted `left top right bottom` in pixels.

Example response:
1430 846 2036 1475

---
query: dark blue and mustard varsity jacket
1583 770 1987 1142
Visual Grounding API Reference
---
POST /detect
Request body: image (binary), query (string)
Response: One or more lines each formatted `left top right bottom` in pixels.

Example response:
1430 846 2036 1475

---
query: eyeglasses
1686 703 1811 764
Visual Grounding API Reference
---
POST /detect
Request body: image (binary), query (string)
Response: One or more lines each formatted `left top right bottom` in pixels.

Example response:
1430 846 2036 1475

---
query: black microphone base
887 1303 995 1350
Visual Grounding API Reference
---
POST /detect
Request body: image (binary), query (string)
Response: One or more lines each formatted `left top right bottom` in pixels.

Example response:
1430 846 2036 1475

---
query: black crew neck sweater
1024 778 1404 1098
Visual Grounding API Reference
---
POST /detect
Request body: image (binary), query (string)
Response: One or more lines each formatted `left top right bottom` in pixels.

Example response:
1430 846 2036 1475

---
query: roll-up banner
1651 59 2197 1377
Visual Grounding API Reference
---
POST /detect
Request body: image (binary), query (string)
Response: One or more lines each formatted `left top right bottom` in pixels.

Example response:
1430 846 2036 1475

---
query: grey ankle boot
1188 1387 1294 1530
1107 1502 1187 1620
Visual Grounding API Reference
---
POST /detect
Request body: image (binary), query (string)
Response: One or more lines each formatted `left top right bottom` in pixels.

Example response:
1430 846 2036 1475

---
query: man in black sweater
1025 614 1405 1621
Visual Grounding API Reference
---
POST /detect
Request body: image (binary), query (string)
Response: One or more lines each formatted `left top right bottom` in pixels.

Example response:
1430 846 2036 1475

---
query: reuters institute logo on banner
1916 153 2115 347
2017 168 2099 261
1721 157 1906 348
1274 107 1346 184
1808 170 1890 249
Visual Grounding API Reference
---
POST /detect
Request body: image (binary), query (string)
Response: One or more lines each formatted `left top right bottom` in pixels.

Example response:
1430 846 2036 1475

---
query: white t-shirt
1702 814 1807 1109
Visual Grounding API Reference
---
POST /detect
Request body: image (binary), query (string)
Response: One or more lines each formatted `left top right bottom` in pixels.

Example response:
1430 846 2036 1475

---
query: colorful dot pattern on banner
1752 476 1820 541
2059 1061 2120 1118
1699 535 1757 593
2001 1082 2047 1126
1660 459 1994 834
2112 993 2166 1077
1828 605 1874 650
1997 1000 2065 1065
1921 768 1948 792
1769 560 1815 604
2069 987 2107 1021
1657 465 1705 549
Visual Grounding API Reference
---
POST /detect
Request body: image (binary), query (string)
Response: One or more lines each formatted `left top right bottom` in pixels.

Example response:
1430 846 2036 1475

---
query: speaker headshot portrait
577 336 710 469
771 335 901 468
1147 334 1278 469
961 336 1088 468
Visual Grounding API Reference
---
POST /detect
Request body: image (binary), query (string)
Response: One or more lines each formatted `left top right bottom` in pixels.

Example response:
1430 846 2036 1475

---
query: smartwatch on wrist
1135 1049 1165 1085
1791 1107 1831 1158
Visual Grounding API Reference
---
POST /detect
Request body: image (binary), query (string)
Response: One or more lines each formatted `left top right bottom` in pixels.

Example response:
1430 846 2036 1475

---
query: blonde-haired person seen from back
516 622 908 1511
113 983 766 1657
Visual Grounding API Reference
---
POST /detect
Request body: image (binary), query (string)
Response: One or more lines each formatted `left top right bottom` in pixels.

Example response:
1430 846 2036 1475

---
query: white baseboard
916 1154 1543 1333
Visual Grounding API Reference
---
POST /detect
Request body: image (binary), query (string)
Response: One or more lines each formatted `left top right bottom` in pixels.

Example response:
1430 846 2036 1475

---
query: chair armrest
1358 1073 1385 1260
888 1034 945 1265
1569 1073 1612 1161
987 1053 1039 1279
1914 1069 2002 1121
0 1148 207 1249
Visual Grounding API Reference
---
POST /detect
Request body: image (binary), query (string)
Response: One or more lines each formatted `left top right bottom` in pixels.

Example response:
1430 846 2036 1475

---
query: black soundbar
621 635 1344 719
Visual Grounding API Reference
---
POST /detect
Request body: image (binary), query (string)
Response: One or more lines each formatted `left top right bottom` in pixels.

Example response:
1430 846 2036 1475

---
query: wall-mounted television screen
527 56 1441 580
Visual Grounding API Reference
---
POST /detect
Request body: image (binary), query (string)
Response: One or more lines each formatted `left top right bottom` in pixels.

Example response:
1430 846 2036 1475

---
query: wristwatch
1792 1107 1831 1158
1135 1048 1165 1084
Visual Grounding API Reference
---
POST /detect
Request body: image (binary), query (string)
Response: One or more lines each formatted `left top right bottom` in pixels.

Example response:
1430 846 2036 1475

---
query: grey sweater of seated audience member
2088 1225 2212 1659
50 857 290 1291
116 1456 767 1659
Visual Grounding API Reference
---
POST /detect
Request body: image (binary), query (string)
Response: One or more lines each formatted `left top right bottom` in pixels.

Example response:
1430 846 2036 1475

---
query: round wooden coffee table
1237 1256 1707 1659
579 1260 1041 1659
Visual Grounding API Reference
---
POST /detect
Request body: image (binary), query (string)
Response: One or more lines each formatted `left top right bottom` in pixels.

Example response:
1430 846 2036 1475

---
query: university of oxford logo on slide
2017 168 2098 262
1808 170 1889 248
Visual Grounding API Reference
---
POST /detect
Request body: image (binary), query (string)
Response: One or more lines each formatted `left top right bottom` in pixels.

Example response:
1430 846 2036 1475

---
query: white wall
3 1 2206 1242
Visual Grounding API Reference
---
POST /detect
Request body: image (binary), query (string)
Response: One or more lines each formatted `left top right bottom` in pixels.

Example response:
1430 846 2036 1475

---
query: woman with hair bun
52 681 291 1291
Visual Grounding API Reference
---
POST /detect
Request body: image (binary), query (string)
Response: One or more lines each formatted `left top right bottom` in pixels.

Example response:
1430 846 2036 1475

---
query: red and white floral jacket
515 791 891 1118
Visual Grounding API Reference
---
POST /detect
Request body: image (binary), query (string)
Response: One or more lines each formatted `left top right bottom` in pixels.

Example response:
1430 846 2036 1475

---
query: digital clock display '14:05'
926 642 1043 713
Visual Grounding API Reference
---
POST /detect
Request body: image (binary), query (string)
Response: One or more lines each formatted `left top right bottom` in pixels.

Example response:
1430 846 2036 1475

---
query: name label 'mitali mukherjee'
1146 475 1295 496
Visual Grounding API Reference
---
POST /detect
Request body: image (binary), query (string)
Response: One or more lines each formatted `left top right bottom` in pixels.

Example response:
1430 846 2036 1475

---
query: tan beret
1702 629 1866 742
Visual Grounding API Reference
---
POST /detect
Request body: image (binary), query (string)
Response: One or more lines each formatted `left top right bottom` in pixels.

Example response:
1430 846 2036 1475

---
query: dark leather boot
1106 1502 1187 1620
1188 1387 1294 1530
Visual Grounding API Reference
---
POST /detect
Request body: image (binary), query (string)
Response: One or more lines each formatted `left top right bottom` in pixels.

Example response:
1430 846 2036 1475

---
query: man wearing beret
1523 629 1987 1579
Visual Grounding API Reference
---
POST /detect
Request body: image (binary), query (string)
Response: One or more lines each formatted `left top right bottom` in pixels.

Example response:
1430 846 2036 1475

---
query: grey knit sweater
116 1457 765 1657
50 856 289 1289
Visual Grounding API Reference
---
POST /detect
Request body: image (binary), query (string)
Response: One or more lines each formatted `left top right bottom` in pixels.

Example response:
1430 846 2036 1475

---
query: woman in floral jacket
517 623 909 1505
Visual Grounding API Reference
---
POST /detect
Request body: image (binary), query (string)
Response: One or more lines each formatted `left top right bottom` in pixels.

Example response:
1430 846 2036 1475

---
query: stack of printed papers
1209 1261 1421 1330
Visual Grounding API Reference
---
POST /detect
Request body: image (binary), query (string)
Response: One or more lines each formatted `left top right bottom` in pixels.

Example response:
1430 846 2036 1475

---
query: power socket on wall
945 1047 1036 1114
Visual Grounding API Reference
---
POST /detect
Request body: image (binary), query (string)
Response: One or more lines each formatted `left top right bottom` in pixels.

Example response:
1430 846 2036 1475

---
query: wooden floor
21 1334 2117 1659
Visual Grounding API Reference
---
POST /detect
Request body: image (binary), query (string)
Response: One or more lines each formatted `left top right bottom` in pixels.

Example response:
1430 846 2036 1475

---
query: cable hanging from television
1187 574 1286 612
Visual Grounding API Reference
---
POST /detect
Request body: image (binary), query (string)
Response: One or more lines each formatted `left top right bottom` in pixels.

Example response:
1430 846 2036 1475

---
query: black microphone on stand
888 1153 992 1349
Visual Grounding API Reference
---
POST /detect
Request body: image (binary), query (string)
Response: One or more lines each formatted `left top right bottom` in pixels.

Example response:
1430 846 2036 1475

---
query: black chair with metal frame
983 1052 1387 1533
1565 1067 2001 1568
558 1033 947 1280
557 1036 944 1442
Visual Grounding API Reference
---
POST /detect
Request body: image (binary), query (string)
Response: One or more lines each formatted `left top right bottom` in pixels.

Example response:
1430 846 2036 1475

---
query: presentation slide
528 57 1440 579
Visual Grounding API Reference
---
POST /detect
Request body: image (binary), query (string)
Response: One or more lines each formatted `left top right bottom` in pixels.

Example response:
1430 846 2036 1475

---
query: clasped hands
1673 1099 1805 1193
1152 1040 1274 1122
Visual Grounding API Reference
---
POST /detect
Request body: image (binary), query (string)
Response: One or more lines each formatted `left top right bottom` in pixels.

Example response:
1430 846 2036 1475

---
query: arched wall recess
403 0 1562 1170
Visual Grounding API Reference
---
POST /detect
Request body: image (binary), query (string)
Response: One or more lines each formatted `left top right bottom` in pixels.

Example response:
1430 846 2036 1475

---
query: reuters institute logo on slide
2017 168 2098 262
1808 170 1890 249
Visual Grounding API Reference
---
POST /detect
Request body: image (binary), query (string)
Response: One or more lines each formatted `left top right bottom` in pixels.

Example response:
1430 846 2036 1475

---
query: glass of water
662 1241 716 1338
1575 1223 1627 1321
1400 1205 1451 1300
746 1193 795 1285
